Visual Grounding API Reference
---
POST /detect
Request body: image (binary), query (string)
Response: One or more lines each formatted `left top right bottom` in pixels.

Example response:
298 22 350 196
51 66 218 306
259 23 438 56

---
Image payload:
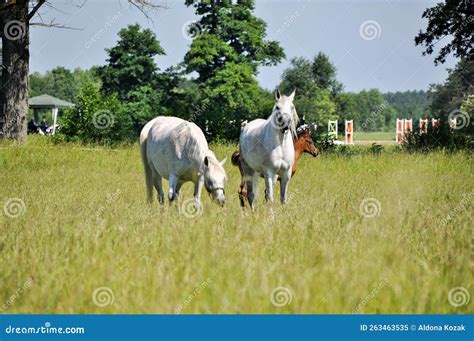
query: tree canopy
97 24 165 100
182 0 285 140
415 0 474 65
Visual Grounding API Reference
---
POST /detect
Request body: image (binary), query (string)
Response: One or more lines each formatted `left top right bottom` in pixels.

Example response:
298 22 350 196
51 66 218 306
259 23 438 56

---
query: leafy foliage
29 67 99 103
428 58 474 125
58 81 132 144
384 90 430 120
403 122 472 152
96 24 165 100
183 0 284 140
415 0 473 65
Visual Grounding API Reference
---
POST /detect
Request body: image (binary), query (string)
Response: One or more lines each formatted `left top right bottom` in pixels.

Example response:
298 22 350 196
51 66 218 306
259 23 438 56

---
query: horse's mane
290 106 299 139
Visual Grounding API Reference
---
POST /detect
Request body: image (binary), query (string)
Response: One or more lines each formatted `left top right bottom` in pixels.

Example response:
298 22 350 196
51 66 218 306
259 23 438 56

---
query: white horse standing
239 90 298 208
140 116 227 207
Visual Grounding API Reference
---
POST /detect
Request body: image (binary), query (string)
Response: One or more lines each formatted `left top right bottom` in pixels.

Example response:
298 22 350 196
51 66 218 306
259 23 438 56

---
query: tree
278 53 342 125
29 67 98 103
279 57 315 97
59 80 132 144
383 90 430 121
429 58 474 121
0 0 32 141
97 24 165 100
352 89 386 131
311 52 342 94
415 0 473 65
0 0 163 142
183 0 284 140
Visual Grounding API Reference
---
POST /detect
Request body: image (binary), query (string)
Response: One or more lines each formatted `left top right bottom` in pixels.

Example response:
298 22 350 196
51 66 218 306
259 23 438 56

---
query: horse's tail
231 151 241 167
140 126 154 204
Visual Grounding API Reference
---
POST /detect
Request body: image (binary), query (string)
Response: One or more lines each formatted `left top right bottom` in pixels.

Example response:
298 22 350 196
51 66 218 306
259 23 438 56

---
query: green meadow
0 137 472 314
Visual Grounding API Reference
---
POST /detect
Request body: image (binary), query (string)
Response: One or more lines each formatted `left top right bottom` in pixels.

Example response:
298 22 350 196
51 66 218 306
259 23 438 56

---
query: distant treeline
27 15 472 144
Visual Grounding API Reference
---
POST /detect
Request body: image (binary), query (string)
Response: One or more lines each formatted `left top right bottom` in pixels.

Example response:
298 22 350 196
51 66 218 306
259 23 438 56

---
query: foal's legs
279 169 292 204
240 158 256 209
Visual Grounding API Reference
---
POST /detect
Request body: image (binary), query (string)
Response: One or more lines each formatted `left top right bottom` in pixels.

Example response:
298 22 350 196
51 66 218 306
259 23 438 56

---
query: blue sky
29 0 458 93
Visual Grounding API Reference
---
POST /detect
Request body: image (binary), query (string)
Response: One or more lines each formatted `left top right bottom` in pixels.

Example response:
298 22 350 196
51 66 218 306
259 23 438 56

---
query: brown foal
231 127 319 207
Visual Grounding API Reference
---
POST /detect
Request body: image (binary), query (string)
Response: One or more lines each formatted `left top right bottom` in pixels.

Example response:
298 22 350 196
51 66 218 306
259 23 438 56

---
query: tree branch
28 0 46 22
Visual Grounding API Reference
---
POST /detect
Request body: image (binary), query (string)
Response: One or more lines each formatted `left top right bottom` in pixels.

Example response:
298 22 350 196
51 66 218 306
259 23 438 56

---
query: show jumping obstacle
419 118 428 134
395 118 412 144
345 120 353 145
328 120 338 140
327 119 353 145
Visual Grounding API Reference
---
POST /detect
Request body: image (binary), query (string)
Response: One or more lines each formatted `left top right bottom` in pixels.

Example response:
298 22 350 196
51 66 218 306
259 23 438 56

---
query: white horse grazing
140 116 227 207
239 90 299 208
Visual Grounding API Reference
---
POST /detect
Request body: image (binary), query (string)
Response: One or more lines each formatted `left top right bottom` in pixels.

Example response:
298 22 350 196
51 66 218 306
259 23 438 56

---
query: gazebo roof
29 94 75 109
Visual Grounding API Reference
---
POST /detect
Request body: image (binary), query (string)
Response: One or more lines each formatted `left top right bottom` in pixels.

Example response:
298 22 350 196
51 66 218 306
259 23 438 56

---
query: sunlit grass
0 136 472 314
354 132 394 141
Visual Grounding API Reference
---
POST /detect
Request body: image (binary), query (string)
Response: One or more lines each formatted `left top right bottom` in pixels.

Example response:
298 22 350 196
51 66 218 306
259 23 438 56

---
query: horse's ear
219 157 227 166
288 89 296 101
204 156 209 167
275 89 281 101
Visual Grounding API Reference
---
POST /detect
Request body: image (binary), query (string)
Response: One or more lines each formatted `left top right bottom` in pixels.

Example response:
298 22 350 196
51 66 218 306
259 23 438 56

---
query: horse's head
203 154 227 206
271 89 298 136
296 123 319 157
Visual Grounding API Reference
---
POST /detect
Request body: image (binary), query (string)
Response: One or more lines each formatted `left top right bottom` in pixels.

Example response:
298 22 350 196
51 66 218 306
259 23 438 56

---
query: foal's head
271 89 298 136
203 154 227 206
295 125 319 157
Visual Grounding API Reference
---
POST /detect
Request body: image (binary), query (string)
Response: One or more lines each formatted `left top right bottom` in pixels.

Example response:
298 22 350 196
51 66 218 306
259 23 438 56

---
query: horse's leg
175 181 184 200
238 173 247 208
152 171 164 206
245 174 255 209
168 174 178 203
194 176 204 208
280 169 292 204
264 169 275 203
240 158 255 209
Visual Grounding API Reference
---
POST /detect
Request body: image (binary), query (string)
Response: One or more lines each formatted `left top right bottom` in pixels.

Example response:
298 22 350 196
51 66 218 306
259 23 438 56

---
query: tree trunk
0 0 29 142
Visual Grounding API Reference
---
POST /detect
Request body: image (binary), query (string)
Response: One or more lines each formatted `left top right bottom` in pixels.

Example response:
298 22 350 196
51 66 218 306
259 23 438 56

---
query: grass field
0 137 472 314
353 132 395 142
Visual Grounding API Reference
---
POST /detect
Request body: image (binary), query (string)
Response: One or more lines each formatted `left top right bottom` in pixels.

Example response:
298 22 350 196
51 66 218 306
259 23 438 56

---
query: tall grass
0 137 472 314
